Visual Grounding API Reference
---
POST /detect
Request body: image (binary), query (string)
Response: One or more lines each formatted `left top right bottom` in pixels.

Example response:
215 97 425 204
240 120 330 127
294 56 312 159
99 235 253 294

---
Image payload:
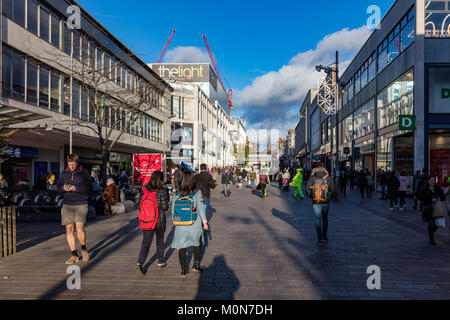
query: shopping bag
436 217 446 228
433 201 447 218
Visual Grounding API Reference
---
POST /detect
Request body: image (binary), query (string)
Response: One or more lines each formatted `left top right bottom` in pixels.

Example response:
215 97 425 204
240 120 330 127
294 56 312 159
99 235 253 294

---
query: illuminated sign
425 9 450 38
152 64 218 91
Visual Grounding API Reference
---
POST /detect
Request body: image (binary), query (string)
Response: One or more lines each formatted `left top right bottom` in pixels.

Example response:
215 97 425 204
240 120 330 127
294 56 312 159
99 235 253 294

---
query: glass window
82 37 89 65
429 67 450 113
361 68 368 89
116 64 122 85
355 73 361 95
2 0 12 19
89 43 96 68
88 90 95 123
40 7 50 42
63 77 70 115
388 35 401 63
368 60 376 83
27 0 39 35
310 108 321 151
62 25 72 56
27 60 38 105
425 3 450 37
378 48 388 72
72 82 80 118
2 49 12 99
72 31 81 60
122 68 126 88
13 0 25 26
401 17 415 51
12 54 25 101
50 73 61 112
81 87 88 120
378 70 414 128
50 15 60 48
96 48 103 72
39 67 49 109
354 99 375 139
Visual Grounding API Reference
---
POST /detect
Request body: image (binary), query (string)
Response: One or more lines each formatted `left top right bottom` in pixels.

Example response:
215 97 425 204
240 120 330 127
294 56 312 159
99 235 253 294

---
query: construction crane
157 29 176 63
202 34 233 117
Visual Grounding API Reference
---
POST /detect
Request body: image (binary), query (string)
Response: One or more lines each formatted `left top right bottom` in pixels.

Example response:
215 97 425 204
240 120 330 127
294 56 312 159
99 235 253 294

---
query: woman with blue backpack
172 170 209 278
136 171 170 277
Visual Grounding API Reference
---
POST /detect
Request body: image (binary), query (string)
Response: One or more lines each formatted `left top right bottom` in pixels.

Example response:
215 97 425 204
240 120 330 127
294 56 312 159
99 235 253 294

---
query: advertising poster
182 127 193 143
133 154 162 186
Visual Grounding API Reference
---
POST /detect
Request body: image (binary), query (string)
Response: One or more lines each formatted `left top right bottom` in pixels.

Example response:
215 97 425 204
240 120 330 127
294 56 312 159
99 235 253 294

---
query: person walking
306 163 336 246
339 171 348 197
379 169 388 200
412 170 421 210
366 172 374 199
249 169 257 190
173 166 181 194
419 176 446 246
282 169 291 192
211 168 218 186
277 169 283 189
358 171 367 199
398 171 410 211
136 171 170 276
259 167 270 198
414 168 428 211
102 176 119 215
195 164 216 212
290 168 305 199
221 168 232 197
171 171 208 277
387 171 400 211
57 154 92 264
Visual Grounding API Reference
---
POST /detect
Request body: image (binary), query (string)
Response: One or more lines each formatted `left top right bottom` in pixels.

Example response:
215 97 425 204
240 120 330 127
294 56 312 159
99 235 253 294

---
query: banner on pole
133 154 162 186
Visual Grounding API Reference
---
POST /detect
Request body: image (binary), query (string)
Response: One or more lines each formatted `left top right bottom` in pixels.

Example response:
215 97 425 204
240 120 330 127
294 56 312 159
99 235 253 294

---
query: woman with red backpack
171 170 208 278
136 171 170 277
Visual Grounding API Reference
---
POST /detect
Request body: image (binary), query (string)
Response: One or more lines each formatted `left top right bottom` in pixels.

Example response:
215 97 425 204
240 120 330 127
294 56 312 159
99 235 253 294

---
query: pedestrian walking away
306 162 336 246
419 176 446 246
195 164 216 212
366 172 374 199
387 171 400 211
290 168 305 199
57 153 92 264
221 168 233 197
259 167 271 198
136 171 170 276
398 171 410 211
171 170 209 277
282 169 291 192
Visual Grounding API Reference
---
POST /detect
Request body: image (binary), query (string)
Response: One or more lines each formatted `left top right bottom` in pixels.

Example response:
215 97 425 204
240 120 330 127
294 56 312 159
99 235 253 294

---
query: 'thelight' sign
156 64 206 81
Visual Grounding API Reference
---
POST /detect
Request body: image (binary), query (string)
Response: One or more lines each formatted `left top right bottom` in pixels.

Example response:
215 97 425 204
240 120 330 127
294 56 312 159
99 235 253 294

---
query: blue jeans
203 197 211 213
312 204 329 241
381 184 387 199
251 179 256 189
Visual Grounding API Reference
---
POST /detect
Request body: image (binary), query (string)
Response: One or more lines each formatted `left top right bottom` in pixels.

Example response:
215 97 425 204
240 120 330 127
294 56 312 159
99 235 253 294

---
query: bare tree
39 29 170 186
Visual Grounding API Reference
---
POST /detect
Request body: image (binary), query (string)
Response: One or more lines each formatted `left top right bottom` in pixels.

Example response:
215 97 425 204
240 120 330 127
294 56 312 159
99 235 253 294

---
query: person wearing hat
290 168 305 199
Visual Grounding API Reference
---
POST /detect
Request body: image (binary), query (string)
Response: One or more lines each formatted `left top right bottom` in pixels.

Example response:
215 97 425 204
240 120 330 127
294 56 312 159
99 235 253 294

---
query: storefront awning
0 105 49 127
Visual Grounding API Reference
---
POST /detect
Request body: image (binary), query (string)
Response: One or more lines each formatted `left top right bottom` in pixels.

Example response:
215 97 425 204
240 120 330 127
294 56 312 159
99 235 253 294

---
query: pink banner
133 154 162 186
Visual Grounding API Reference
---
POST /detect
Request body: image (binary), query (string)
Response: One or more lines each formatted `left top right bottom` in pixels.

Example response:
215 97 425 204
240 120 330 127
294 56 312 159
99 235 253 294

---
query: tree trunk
101 143 109 191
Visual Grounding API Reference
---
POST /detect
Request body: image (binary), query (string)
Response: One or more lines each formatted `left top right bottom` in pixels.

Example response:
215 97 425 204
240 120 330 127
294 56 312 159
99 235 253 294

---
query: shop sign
344 147 351 154
110 153 117 161
4 147 38 159
133 154 162 186
399 115 415 130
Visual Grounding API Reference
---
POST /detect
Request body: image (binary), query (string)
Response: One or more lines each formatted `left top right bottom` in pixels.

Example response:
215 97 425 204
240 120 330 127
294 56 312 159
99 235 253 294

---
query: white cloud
163 46 210 63
234 26 372 131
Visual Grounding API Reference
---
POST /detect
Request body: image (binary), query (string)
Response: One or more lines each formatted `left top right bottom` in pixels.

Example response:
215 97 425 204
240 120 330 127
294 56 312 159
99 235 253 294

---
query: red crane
202 35 233 117
157 29 176 63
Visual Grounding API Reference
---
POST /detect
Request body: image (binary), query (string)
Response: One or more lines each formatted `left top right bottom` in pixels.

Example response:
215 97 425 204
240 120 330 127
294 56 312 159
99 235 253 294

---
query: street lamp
316 51 340 175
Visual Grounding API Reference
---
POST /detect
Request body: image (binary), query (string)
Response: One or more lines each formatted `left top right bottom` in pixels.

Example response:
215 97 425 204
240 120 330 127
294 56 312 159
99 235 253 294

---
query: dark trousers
313 204 329 241
389 195 398 208
137 222 166 265
179 238 203 270
360 186 365 199
340 184 346 197
366 185 373 199
399 191 406 208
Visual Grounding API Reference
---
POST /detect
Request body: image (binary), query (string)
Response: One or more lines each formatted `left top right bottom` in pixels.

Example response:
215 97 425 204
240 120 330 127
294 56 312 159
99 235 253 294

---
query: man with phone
57 153 92 264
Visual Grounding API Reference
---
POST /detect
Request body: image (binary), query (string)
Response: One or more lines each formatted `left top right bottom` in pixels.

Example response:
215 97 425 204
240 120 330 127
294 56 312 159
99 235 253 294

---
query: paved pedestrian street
2 183 450 300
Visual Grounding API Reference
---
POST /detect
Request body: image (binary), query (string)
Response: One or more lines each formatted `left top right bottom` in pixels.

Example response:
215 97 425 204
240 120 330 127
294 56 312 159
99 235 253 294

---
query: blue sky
77 0 394 131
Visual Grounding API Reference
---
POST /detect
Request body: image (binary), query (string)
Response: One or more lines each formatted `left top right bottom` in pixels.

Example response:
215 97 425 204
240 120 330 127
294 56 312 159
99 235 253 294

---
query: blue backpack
172 191 199 226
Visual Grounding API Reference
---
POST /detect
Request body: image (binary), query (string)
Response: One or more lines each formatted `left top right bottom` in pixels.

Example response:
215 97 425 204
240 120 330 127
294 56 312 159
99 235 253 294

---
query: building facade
296 0 450 186
0 0 173 189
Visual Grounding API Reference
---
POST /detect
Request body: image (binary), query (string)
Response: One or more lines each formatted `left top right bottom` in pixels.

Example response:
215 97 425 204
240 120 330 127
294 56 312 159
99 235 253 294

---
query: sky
76 0 395 134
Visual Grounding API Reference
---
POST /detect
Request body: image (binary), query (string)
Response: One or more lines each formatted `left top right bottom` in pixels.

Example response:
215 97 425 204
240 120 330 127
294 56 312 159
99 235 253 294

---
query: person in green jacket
290 168 305 199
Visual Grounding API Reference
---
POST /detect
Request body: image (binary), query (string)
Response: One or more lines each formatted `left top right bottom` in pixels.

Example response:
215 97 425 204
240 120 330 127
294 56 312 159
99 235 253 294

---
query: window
40 7 50 42
73 31 81 60
27 0 39 35
96 48 103 72
2 0 12 19
89 43 96 68
2 49 11 99
344 114 353 143
104 55 111 77
429 67 450 113
354 71 361 95
63 77 70 115
4 0 26 26
81 87 88 121
122 68 126 88
170 95 174 115
12 55 25 102
39 67 49 109
378 46 388 72
354 99 375 139
50 15 60 48
388 34 401 63
50 73 61 112
88 90 95 123
82 37 89 65
27 61 38 105
368 54 376 83
72 82 80 118
401 17 415 50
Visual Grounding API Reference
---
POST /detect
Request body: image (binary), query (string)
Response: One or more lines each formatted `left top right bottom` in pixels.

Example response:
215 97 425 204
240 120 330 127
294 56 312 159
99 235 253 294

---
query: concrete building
296 0 450 186
0 0 173 189
149 63 241 169
229 117 247 166
295 89 318 170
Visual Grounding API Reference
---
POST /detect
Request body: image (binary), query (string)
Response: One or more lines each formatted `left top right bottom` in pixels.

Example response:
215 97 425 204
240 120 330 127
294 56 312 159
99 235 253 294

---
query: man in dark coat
195 164 216 212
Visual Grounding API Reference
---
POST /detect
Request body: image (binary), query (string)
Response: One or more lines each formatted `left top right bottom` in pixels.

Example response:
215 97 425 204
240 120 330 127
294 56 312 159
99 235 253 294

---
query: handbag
436 217 446 228
433 200 447 218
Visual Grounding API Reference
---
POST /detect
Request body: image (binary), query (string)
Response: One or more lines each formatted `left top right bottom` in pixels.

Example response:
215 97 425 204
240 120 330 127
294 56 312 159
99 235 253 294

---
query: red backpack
139 191 159 231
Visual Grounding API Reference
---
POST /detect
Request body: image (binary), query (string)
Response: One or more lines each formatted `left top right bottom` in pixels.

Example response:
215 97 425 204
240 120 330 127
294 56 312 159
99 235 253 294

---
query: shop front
1 146 38 191
429 132 450 187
